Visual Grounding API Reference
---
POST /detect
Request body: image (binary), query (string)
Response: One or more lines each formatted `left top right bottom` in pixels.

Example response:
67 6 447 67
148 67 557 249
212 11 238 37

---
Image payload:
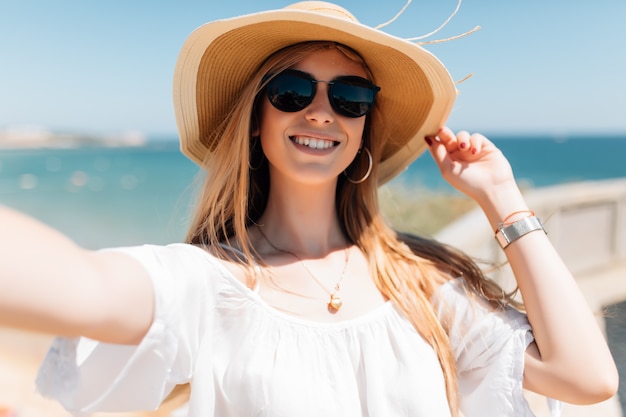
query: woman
0 2 618 416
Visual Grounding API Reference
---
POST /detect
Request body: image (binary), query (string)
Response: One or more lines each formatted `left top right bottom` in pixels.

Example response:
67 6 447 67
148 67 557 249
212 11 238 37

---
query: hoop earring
249 136 265 171
344 147 373 184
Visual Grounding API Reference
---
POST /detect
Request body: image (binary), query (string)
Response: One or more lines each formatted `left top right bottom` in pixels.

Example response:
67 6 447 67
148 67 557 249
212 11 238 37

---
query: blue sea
1 135 625 249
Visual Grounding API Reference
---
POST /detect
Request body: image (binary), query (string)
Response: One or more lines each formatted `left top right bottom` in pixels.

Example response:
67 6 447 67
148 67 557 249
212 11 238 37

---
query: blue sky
1 0 625 138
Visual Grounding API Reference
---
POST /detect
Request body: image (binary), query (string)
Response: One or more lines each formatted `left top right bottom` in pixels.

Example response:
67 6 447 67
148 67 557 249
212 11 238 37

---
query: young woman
0 2 617 416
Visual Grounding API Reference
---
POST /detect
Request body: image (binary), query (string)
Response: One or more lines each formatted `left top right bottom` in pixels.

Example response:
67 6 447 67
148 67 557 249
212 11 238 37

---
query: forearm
0 206 153 344
476 184 618 402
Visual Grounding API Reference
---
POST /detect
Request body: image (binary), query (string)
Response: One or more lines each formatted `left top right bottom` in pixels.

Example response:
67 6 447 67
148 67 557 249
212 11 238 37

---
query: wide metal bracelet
495 216 546 249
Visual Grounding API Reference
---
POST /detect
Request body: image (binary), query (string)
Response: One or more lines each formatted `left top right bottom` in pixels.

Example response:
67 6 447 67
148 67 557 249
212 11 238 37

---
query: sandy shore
0 329 66 417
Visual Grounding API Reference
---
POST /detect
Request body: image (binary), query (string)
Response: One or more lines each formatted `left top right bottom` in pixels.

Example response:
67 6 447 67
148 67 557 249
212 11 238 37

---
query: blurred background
1 1 625 416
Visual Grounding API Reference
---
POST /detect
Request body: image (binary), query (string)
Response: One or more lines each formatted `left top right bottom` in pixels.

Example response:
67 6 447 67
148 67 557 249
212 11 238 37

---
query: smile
290 136 338 150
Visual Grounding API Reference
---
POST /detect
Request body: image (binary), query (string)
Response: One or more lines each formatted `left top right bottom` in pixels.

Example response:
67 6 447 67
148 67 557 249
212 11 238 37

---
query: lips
290 136 338 150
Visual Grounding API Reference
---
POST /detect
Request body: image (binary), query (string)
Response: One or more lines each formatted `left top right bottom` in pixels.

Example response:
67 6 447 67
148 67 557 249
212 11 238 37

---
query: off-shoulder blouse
36 243 553 417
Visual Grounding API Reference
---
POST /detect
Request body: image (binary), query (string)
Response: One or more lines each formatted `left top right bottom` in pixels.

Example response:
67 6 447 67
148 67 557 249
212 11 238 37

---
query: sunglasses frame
263 69 381 118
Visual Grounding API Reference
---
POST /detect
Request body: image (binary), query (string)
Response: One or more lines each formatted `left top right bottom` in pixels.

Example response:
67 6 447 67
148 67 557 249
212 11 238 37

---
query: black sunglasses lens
330 77 378 118
265 71 314 112
265 70 379 118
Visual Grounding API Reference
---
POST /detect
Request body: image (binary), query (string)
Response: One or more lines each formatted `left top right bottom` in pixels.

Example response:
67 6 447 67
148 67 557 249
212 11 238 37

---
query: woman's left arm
426 127 618 404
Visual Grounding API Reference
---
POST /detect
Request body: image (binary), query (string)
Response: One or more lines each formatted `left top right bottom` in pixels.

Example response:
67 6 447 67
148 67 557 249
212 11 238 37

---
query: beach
0 330 65 417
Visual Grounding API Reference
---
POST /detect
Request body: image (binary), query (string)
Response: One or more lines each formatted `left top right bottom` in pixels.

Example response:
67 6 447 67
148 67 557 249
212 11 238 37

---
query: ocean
1 135 625 248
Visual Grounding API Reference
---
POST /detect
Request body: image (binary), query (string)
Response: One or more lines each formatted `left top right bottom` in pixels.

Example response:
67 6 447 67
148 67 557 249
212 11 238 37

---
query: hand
425 127 517 203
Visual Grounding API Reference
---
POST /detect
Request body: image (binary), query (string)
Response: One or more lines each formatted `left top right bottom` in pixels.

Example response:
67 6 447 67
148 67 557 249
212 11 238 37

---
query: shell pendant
328 294 343 312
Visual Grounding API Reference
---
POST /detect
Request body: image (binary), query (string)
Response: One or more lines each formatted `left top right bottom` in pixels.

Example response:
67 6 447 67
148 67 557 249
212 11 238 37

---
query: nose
304 82 334 124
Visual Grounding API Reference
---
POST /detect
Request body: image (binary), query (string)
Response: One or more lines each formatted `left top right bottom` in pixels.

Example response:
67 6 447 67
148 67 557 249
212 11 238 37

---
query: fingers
426 127 488 158
456 130 474 153
425 130 451 169
424 127 514 198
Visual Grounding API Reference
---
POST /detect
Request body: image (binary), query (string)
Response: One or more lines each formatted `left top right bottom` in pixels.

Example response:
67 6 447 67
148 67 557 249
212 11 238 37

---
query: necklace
256 226 350 313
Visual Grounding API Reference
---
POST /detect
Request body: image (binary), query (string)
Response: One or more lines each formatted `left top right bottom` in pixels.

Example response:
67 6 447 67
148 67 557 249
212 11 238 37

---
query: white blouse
36 243 554 417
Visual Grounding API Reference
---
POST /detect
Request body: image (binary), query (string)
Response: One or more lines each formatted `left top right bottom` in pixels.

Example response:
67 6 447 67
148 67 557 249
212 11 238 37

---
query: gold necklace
256 226 350 313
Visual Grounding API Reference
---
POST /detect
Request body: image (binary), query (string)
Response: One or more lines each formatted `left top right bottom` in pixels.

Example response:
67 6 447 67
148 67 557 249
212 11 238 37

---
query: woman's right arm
0 206 154 345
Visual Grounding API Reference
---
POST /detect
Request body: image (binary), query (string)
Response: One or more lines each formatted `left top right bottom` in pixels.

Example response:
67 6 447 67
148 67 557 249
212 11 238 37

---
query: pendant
328 294 343 311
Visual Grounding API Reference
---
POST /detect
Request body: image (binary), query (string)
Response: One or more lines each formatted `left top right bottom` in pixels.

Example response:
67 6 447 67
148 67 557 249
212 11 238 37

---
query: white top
35 243 556 417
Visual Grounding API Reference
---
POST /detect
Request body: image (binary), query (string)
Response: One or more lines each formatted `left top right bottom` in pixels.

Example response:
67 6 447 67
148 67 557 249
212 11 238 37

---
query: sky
1 0 625 138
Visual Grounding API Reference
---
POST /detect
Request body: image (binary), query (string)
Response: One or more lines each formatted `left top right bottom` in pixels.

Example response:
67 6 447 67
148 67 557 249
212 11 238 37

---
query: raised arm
426 127 618 404
0 206 154 345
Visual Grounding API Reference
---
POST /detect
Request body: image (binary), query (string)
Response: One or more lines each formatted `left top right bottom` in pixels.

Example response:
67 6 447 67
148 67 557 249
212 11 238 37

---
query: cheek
258 99 289 138
348 117 367 148
258 101 287 160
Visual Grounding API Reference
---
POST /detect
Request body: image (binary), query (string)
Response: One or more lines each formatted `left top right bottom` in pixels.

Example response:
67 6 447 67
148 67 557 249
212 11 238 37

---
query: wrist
475 181 529 231
495 216 546 249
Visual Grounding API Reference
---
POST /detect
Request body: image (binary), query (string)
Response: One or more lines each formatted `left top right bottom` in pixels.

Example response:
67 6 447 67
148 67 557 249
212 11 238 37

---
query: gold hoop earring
344 147 373 184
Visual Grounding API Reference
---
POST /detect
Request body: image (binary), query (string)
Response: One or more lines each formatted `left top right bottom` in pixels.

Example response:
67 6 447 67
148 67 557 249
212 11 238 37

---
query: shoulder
432 277 475 314
434 277 510 315
104 242 216 267
102 243 235 285
434 278 530 357
433 277 527 336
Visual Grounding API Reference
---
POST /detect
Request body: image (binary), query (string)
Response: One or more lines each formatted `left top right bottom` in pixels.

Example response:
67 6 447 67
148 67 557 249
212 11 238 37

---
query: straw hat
173 1 456 184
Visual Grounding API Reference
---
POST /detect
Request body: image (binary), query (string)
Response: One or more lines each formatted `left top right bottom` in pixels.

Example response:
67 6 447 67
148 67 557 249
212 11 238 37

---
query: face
258 48 369 187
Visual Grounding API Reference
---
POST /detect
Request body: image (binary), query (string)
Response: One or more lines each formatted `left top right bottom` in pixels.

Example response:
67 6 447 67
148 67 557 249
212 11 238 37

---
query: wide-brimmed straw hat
173 1 456 184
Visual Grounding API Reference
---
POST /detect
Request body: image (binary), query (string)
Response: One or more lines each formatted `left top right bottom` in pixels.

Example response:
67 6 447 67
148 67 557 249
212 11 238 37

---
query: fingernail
425 136 433 146
459 142 467 149
471 148 478 155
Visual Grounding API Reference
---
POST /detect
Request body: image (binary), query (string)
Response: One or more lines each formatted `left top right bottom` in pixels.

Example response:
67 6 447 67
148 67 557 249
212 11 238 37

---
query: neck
256 178 348 258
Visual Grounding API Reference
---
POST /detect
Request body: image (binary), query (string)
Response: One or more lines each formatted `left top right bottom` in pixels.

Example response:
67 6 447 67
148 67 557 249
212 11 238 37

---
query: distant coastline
0 127 147 149
2 128 625 150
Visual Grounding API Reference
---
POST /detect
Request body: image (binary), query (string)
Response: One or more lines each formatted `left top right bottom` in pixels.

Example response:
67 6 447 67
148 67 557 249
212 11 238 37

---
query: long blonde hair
184 41 518 416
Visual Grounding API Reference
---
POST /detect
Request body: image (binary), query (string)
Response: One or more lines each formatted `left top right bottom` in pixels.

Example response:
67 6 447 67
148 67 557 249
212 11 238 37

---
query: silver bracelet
495 216 546 249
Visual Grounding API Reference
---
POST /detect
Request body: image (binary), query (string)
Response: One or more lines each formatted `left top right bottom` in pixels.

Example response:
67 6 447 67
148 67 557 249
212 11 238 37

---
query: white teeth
292 136 336 149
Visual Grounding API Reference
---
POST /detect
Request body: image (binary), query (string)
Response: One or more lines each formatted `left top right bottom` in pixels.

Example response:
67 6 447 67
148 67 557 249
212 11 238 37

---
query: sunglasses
264 69 381 118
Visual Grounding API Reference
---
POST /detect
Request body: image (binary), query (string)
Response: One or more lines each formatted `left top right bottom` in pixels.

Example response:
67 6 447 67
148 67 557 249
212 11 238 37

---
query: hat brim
173 7 456 184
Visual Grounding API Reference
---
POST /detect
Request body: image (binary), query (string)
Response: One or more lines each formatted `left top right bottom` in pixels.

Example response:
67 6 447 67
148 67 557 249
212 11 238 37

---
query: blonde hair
183 41 518 416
